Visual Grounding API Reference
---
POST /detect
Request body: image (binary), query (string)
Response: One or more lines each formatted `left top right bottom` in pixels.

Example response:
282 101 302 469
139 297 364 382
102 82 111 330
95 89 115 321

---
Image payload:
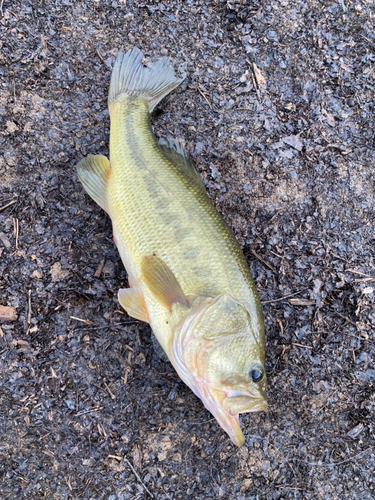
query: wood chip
347 423 364 439
132 444 142 470
0 232 11 249
94 258 105 277
0 305 17 322
43 449 55 458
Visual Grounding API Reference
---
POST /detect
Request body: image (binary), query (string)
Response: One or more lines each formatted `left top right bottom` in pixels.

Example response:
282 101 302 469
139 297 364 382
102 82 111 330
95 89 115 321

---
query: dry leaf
252 63 266 86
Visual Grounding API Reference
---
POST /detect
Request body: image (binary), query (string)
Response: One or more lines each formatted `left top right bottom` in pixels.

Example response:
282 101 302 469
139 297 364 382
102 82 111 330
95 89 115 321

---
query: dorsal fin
159 138 206 192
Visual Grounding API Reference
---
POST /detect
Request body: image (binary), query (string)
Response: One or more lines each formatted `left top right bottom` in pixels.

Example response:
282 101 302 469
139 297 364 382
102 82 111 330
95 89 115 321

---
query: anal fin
118 287 149 323
141 254 187 311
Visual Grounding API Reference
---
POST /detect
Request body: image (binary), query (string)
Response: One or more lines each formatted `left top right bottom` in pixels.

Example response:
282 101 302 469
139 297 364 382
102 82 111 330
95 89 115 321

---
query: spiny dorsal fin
118 287 149 323
159 137 206 192
76 155 110 213
141 254 187 311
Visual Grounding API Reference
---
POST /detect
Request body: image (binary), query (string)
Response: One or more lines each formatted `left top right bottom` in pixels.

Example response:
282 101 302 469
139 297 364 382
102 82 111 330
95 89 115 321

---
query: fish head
170 294 267 446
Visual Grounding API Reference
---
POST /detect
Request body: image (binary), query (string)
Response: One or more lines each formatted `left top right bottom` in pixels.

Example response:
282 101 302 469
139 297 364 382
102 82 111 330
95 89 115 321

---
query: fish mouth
200 388 268 447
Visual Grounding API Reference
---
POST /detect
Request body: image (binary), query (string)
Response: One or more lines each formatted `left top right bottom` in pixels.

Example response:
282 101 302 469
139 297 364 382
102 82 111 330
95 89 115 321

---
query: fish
76 47 267 446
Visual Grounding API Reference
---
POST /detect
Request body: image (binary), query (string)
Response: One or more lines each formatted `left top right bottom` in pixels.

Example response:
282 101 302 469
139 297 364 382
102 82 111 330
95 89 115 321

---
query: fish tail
108 47 185 113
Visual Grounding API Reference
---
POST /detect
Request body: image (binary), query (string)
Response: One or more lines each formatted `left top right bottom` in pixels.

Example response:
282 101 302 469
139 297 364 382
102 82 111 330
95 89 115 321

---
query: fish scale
109 97 258 315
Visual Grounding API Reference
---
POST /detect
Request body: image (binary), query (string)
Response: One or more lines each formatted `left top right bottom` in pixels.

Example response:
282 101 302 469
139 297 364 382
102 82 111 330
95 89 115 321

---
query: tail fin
108 47 186 112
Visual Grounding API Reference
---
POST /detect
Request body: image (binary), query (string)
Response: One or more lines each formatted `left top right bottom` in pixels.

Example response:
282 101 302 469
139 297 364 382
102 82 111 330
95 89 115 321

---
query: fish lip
240 399 268 413
223 393 268 415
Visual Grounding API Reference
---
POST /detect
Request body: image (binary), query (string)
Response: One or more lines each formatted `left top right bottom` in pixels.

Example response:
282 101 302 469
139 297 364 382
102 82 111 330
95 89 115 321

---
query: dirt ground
0 0 374 499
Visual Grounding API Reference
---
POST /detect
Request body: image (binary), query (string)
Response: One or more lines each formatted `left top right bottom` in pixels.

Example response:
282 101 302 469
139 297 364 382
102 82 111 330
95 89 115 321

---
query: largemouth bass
76 47 267 446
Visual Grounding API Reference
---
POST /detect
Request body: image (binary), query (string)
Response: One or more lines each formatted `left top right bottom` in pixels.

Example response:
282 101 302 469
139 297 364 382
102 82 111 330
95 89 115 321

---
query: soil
0 0 374 499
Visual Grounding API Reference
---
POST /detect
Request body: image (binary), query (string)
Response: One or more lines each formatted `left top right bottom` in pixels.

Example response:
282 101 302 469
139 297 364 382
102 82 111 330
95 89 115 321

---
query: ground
0 0 374 499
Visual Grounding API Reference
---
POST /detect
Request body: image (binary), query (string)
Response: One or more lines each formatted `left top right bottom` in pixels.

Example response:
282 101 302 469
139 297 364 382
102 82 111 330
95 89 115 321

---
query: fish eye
250 367 263 383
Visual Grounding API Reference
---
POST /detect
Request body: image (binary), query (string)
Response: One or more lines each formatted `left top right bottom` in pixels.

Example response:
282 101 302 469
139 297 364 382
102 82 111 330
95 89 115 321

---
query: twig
334 311 357 326
75 406 103 416
297 446 373 467
70 320 139 333
96 48 105 63
346 269 373 278
124 457 154 498
251 249 274 271
94 258 105 277
25 289 32 334
103 381 116 400
262 289 308 304
13 217 19 249
70 316 95 325
197 87 212 110
292 342 313 349
0 199 16 212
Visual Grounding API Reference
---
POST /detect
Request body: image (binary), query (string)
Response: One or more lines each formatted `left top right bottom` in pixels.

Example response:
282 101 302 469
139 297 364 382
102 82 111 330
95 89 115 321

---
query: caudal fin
108 47 185 112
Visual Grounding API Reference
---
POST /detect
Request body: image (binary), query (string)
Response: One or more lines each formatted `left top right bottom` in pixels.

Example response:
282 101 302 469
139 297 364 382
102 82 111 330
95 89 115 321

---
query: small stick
27 290 32 325
347 269 373 278
103 381 116 400
251 249 274 271
124 457 154 498
297 446 373 467
70 316 95 325
75 406 103 417
292 342 313 349
197 87 212 110
262 289 308 304
13 218 19 249
0 199 16 212
25 289 32 335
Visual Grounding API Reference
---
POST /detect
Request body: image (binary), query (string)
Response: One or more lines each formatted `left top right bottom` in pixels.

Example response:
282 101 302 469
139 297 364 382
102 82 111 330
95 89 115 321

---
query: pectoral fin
76 155 111 213
118 287 149 323
141 254 187 311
